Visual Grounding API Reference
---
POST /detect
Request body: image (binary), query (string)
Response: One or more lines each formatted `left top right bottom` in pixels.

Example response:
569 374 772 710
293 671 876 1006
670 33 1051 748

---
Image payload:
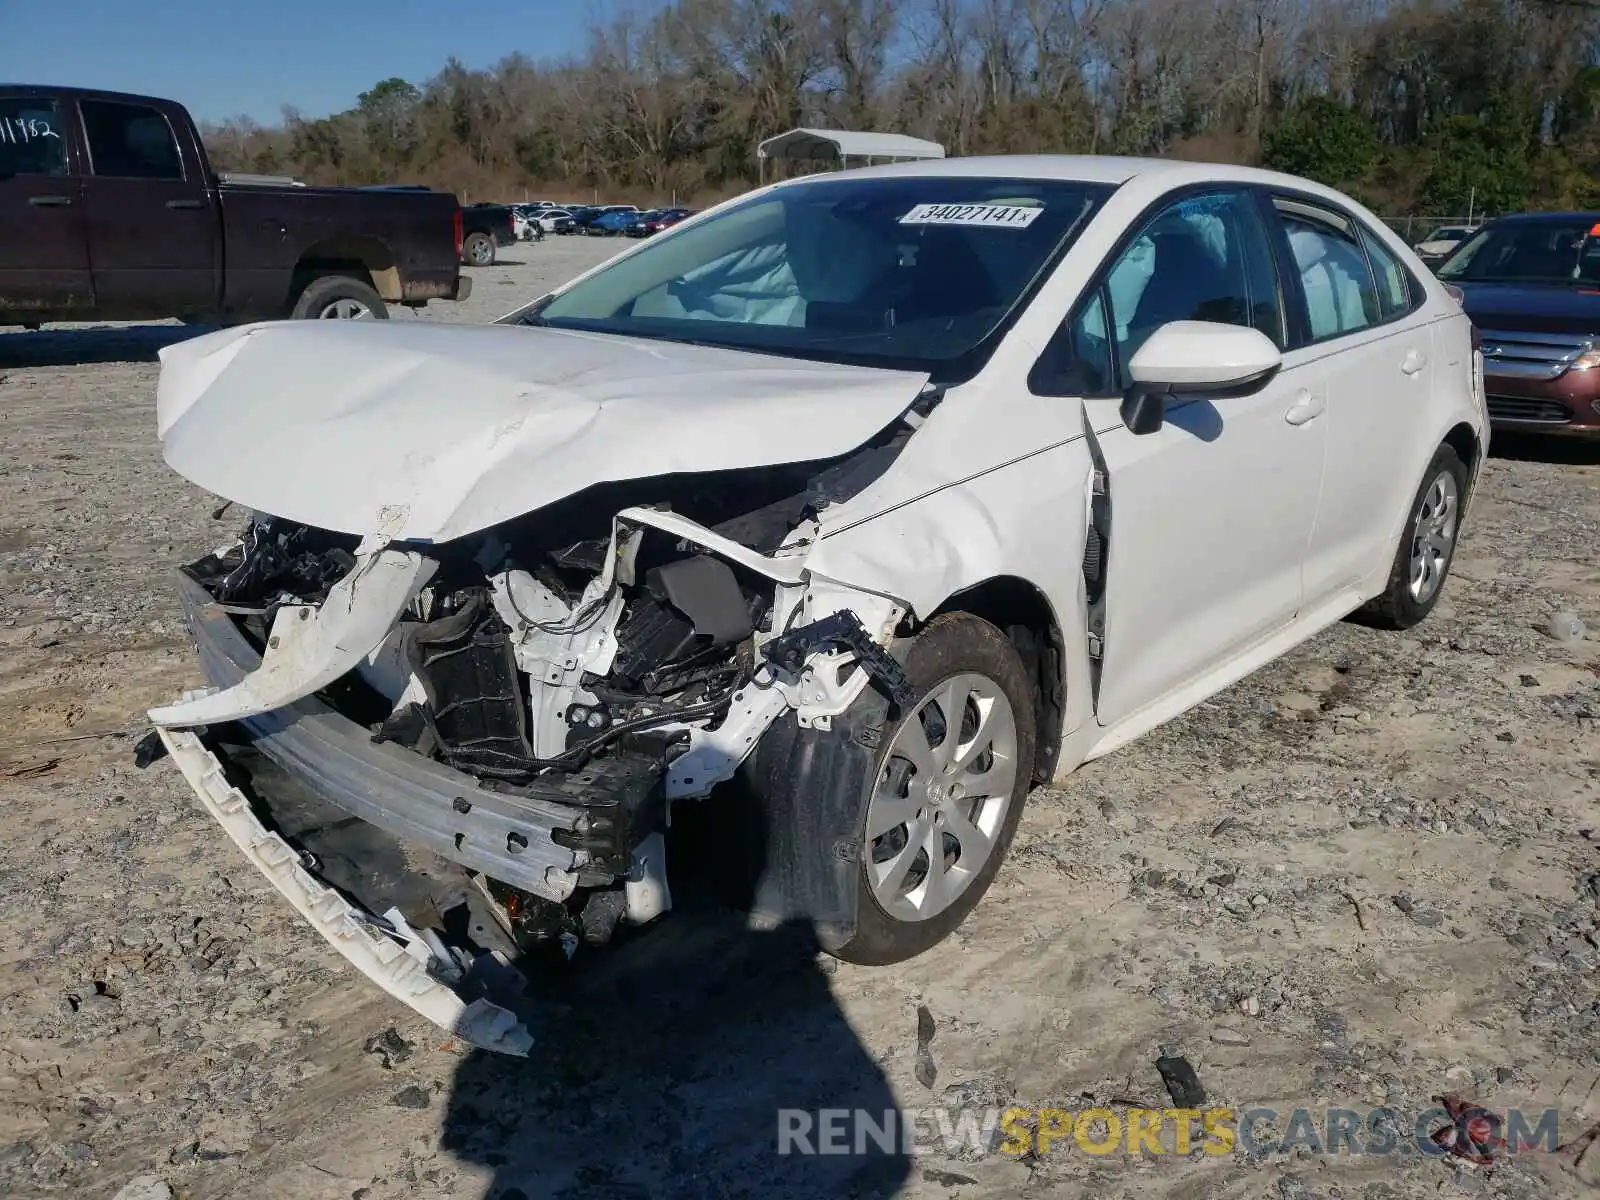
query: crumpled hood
156 320 930 543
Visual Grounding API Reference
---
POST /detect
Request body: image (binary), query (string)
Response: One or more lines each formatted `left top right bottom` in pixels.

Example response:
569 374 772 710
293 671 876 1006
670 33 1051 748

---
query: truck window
80 100 183 180
0 97 68 177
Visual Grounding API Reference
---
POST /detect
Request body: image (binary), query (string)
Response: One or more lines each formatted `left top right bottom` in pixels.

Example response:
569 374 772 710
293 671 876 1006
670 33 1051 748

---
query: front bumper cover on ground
157 725 534 1054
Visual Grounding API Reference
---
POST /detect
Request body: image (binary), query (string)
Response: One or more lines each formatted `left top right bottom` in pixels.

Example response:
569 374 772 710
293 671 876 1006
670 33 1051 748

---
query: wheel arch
917 575 1065 783
291 234 397 303
1442 420 1483 506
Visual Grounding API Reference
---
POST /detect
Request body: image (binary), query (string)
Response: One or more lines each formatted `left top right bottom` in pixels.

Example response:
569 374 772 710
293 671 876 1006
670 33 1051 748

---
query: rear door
78 97 216 315
0 94 93 313
1268 195 1436 603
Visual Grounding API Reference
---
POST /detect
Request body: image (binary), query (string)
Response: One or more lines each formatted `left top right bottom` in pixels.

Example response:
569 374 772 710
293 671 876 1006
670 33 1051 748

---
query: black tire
831 612 1037 966
1351 442 1468 630
289 274 388 321
463 231 495 267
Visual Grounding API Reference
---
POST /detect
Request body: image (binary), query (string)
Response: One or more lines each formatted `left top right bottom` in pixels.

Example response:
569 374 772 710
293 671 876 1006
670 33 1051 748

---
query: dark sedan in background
625 208 694 237
1437 211 1600 438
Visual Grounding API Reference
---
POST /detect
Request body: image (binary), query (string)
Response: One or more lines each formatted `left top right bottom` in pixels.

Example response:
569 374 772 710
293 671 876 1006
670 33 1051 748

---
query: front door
78 97 216 316
0 94 92 314
1076 189 1329 728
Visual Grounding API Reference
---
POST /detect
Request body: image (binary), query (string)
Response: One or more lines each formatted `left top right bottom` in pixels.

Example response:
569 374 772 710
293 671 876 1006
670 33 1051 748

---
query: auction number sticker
899 203 1044 229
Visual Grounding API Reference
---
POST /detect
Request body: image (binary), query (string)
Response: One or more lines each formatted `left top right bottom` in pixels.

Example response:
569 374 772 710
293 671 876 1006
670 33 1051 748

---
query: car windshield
526 175 1111 378
1437 218 1600 284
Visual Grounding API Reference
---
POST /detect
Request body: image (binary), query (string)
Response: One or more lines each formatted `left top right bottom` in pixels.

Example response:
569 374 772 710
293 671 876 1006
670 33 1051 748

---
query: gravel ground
0 236 1597 1200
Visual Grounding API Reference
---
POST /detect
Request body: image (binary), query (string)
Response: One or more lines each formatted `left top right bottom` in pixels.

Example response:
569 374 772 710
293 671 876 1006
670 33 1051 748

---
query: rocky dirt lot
1 237 1597 1200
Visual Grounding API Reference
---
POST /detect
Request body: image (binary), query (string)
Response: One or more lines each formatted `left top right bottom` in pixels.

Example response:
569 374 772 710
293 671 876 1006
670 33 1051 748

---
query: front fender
808 442 1093 623
806 442 1097 750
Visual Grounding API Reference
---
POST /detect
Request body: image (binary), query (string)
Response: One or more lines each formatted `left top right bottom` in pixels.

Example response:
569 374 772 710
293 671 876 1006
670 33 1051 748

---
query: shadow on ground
0 323 209 368
439 788 911 1199
442 915 909 1199
1488 430 1600 466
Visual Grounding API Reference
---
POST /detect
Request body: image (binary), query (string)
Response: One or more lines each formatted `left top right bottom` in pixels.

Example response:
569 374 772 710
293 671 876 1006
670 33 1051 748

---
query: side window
0 98 68 178
1275 202 1380 341
80 100 183 180
1104 191 1284 389
1029 286 1114 396
1029 190 1283 396
1361 228 1413 321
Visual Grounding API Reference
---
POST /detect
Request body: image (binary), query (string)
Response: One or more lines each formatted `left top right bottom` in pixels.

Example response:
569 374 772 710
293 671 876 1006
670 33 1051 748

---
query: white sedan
533 207 574 233
145 157 1487 1053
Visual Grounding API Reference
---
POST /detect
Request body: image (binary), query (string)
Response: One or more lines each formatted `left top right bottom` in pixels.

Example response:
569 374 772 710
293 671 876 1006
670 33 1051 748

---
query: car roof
762 154 1387 211
1 83 176 107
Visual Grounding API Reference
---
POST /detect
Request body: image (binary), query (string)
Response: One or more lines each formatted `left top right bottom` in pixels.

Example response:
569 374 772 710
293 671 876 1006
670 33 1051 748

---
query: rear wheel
1352 443 1467 630
831 613 1036 966
463 232 496 266
290 274 387 321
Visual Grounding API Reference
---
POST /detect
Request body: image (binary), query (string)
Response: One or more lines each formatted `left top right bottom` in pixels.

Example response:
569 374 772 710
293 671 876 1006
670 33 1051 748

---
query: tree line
200 0 1600 216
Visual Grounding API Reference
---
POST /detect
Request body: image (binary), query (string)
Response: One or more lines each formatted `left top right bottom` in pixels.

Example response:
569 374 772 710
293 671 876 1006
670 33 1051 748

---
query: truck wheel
831 613 1037 966
291 274 388 321
463 232 496 266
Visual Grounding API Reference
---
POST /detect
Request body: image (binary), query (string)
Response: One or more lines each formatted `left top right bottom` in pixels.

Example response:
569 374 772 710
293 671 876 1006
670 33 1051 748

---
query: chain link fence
1378 215 1485 243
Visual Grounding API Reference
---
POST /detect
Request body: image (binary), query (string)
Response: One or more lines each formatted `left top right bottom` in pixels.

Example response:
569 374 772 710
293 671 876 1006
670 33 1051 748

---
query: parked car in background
534 207 576 234
590 209 639 236
144 156 1485 1052
622 209 660 237
511 205 544 242
572 205 641 236
560 206 597 233
460 203 517 266
568 208 608 235
0 85 469 324
629 208 693 237
1436 211 1600 438
1414 224 1478 265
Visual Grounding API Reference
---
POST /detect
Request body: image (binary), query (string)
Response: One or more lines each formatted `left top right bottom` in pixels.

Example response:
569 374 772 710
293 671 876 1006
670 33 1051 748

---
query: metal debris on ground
915 1004 938 1089
1154 1053 1207 1108
362 1027 415 1070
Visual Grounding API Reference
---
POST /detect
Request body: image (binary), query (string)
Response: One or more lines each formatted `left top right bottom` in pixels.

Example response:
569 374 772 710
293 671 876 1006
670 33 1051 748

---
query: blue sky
11 1 624 124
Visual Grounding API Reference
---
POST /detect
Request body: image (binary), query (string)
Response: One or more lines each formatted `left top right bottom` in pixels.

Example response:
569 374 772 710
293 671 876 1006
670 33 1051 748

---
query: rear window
0 97 68 178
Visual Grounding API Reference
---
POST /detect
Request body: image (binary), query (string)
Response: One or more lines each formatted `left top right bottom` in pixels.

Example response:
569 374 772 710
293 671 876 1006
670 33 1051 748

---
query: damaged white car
142 158 1487 1055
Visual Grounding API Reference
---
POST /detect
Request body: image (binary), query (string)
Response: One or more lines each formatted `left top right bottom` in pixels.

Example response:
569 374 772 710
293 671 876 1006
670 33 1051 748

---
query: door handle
166 198 204 210
1401 348 1428 375
1284 389 1325 426
28 195 72 207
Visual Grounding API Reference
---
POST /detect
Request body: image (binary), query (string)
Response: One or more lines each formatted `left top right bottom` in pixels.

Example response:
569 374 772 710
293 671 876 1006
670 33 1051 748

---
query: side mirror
1121 321 1284 434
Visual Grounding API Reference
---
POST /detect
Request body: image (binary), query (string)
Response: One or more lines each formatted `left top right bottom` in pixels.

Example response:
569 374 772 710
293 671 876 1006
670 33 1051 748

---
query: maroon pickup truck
0 85 471 325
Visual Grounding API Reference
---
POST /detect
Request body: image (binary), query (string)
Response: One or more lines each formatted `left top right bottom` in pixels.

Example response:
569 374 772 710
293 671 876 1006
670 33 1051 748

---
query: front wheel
831 612 1037 966
289 274 388 321
1351 442 1468 630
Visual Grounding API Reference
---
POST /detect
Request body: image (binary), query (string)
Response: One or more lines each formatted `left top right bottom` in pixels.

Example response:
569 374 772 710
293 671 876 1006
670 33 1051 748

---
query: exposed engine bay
149 424 920 1012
